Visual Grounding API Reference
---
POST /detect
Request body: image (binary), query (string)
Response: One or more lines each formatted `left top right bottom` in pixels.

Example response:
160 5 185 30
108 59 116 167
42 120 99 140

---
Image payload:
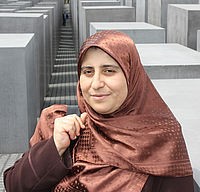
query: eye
103 67 117 75
81 67 94 77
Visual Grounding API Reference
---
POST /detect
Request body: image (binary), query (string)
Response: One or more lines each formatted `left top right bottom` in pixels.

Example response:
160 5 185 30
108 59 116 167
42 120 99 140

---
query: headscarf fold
31 30 193 192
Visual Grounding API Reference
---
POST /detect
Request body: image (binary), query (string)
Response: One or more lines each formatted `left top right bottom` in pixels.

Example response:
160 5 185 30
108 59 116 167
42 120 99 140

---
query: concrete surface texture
80 6 136 47
0 8 15 12
0 12 45 113
90 22 165 43
78 0 121 49
16 9 53 91
147 0 199 28
124 0 136 6
198 30 200 51
136 0 148 22
136 43 200 79
25 6 56 62
0 33 37 153
80 0 121 7
167 4 200 50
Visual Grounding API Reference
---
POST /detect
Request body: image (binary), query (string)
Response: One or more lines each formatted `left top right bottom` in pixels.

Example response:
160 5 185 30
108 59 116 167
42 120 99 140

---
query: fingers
81 112 88 125
62 114 85 137
55 113 88 141
54 113 88 155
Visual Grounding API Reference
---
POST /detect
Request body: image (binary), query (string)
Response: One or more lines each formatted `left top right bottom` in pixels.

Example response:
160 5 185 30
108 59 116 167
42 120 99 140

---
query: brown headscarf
31 30 193 192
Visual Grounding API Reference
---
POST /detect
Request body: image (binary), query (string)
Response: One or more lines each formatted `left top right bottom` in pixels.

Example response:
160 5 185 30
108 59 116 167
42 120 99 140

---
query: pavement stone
0 153 22 191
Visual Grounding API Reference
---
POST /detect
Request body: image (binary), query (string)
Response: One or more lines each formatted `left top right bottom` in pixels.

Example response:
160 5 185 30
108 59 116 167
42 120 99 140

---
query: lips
90 93 110 100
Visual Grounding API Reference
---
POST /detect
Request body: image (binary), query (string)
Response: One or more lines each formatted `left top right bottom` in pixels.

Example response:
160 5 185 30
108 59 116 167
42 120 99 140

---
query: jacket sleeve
3 137 71 192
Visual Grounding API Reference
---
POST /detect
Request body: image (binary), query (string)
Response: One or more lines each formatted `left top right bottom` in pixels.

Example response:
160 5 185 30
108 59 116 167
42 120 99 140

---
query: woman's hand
53 112 88 156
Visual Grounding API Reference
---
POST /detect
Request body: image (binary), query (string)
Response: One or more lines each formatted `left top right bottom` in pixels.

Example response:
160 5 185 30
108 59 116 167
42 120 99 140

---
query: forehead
81 47 119 66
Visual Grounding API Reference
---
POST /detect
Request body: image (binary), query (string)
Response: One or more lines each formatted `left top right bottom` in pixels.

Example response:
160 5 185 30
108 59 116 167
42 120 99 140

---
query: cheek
80 77 89 94
117 78 128 100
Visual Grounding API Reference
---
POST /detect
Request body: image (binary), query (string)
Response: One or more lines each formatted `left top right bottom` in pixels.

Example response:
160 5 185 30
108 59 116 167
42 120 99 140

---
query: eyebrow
81 64 120 70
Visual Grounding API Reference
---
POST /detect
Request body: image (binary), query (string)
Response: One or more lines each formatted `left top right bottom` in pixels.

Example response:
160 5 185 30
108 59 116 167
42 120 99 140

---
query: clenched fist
53 112 88 156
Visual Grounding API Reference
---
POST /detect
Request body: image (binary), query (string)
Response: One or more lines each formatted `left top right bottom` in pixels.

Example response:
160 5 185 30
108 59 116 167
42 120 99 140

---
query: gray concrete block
0 0 7 3
90 22 165 43
80 6 136 47
17 9 53 87
147 0 198 41
37 1 60 28
0 5 20 10
124 0 136 7
70 0 79 52
167 4 200 50
136 43 200 79
7 0 18 2
26 6 56 60
35 2 60 50
40 0 62 21
0 1 33 9
9 1 33 8
80 0 121 7
152 78 200 188
197 30 200 52
0 8 15 12
78 1 121 49
32 0 40 4
136 0 148 22
0 33 37 153
0 12 45 113
71 0 121 52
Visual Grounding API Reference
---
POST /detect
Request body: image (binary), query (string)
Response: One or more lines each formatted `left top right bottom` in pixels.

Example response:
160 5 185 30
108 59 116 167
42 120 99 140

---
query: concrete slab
80 0 121 7
0 1 32 10
17 9 53 87
35 2 60 50
136 43 200 79
80 6 136 47
124 0 136 6
0 5 20 10
198 30 200 52
7 0 18 2
152 78 200 188
0 8 15 12
0 33 37 153
168 4 200 50
32 0 40 4
39 0 63 21
9 1 33 8
71 0 117 51
0 0 7 3
37 1 60 28
0 12 45 113
147 0 199 41
136 0 148 22
26 6 56 60
78 1 121 49
90 22 165 43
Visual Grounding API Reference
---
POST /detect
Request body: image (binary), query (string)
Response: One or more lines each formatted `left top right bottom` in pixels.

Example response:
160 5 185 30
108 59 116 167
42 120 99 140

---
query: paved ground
0 153 22 191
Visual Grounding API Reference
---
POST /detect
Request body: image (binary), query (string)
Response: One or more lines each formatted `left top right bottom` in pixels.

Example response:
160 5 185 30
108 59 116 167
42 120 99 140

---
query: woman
4 30 194 192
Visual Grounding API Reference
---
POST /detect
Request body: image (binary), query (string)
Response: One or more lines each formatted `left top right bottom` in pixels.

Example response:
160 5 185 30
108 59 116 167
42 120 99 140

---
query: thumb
80 112 88 124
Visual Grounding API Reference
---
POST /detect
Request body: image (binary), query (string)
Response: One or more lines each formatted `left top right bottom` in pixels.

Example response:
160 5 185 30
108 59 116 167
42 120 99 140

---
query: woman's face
80 48 128 114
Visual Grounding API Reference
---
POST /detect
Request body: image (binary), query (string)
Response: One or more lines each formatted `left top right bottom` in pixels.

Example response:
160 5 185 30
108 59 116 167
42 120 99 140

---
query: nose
91 73 105 89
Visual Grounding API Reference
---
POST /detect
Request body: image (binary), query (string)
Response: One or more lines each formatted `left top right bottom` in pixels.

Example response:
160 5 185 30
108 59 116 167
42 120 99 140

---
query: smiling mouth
91 94 110 100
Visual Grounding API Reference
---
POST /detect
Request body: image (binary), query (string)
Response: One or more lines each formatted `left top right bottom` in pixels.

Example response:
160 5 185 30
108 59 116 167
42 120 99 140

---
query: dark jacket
4 137 194 192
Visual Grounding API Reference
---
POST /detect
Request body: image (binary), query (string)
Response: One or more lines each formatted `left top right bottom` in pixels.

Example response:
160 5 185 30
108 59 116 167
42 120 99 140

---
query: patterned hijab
31 30 193 192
